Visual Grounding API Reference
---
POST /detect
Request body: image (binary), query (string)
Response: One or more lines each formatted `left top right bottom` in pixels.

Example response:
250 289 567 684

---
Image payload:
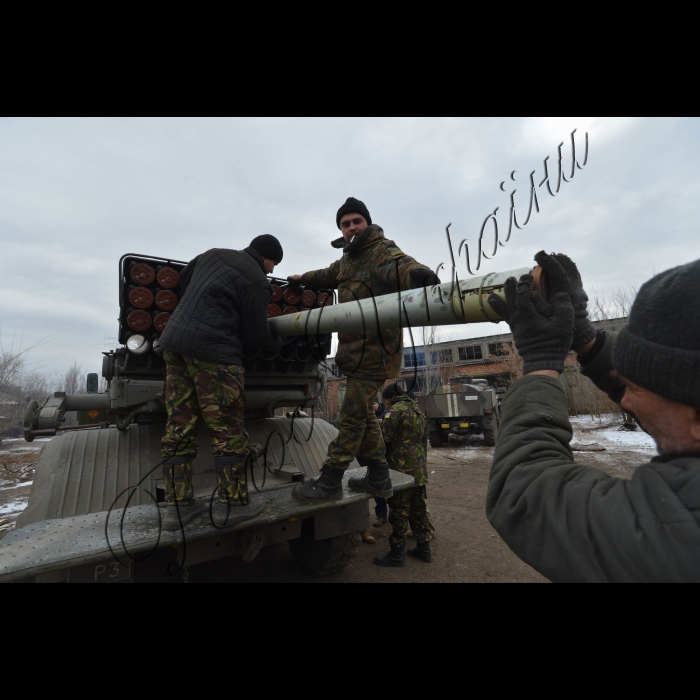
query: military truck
0 259 534 582
418 376 500 447
0 254 417 583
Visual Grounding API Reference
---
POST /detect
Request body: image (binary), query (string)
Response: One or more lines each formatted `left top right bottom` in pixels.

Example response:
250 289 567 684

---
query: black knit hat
613 258 700 408
249 234 283 263
382 383 403 401
336 197 372 229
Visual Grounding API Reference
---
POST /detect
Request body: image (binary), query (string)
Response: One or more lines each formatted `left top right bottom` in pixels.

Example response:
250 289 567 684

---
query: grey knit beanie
613 258 700 408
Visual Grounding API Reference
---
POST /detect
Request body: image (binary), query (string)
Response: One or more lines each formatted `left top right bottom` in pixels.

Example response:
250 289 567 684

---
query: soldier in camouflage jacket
375 383 436 567
290 198 439 504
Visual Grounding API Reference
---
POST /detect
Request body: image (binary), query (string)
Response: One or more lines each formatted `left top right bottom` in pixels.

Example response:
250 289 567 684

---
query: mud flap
313 499 370 540
242 526 264 563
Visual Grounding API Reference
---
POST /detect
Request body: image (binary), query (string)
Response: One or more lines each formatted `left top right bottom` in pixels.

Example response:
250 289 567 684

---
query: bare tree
0 329 63 438
63 361 83 396
0 347 25 395
496 340 523 383
588 285 636 322
419 325 444 395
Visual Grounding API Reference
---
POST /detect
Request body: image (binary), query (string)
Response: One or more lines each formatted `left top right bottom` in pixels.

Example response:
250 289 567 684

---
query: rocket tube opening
242 344 260 359
156 267 180 289
154 312 171 333
129 286 154 309
301 289 317 308
127 310 152 332
295 345 312 362
279 344 296 362
315 292 333 307
270 284 283 303
283 286 301 306
155 290 178 311
130 263 155 285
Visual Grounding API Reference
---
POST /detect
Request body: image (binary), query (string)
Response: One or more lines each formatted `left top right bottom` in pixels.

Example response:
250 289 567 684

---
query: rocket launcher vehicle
23 256 544 441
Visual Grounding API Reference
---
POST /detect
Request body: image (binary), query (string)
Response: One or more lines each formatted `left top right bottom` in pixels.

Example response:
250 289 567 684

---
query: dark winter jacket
301 225 432 381
486 331 700 582
160 247 280 365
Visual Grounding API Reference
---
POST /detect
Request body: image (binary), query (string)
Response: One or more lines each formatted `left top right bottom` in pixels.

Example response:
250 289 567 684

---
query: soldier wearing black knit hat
485 253 700 582
287 198 439 504
158 235 284 532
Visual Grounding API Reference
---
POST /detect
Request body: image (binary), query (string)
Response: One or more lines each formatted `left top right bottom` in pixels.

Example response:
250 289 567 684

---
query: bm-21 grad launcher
1 255 532 583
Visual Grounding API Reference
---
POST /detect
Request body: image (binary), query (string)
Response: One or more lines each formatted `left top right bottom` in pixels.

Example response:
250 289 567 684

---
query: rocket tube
268 266 533 337
270 284 284 303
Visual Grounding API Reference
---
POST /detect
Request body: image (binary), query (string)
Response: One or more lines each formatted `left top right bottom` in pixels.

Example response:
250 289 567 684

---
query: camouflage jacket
301 225 431 381
381 396 428 486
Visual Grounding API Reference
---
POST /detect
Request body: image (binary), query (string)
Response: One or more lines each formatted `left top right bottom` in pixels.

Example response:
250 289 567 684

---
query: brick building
322 317 627 419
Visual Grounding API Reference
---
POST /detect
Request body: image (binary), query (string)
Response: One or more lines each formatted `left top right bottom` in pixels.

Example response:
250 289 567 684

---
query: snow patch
0 499 27 517
1 481 33 491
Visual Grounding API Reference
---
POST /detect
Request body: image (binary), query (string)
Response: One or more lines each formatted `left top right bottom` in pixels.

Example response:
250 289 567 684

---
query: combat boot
360 530 376 544
162 456 205 532
374 544 405 567
407 540 434 563
211 455 266 527
348 459 393 499
291 464 344 502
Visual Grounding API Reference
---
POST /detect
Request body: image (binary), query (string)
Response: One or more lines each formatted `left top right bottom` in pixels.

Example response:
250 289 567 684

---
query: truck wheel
482 417 498 446
428 429 448 448
288 531 361 576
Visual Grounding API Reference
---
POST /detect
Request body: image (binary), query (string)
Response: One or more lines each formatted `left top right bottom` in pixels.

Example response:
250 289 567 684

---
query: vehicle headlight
127 334 149 355
152 336 165 356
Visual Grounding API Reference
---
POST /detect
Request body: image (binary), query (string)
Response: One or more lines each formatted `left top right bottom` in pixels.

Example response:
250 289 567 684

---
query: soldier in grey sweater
486 253 700 582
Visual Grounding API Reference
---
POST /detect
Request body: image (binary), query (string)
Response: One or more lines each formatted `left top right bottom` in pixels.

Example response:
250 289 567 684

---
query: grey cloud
1 117 699 377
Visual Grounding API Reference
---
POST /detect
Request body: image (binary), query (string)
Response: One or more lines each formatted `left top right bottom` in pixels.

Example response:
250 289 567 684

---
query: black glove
410 269 441 288
488 274 574 374
286 276 302 288
534 251 597 351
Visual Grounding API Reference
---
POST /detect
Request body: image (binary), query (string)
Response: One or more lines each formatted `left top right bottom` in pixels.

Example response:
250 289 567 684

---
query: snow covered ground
447 413 658 483
0 438 49 536
570 415 657 453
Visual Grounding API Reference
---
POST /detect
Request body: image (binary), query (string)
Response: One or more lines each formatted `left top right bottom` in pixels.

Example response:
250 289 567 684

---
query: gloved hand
487 273 574 374
534 251 597 351
410 269 441 288
286 275 303 288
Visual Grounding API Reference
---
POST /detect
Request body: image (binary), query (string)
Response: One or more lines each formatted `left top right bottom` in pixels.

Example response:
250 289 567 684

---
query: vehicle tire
428 429 448 448
288 531 361 576
482 416 498 446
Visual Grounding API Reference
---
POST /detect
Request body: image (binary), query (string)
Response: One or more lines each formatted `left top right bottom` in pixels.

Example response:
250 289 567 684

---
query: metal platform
0 469 414 583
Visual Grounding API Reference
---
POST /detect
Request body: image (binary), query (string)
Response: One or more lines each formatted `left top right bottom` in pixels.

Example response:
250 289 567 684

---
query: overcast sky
1 117 699 380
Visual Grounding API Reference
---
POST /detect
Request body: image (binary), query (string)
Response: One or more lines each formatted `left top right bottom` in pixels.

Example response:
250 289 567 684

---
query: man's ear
689 408 700 446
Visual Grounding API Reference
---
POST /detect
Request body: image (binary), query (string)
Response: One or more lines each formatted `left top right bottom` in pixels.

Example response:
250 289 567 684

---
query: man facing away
487 252 700 582
374 383 435 567
288 197 439 503
158 235 283 531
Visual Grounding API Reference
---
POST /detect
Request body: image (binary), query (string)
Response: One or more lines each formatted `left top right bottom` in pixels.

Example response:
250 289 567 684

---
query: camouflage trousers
388 485 435 548
163 460 196 506
326 377 386 470
161 350 246 459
